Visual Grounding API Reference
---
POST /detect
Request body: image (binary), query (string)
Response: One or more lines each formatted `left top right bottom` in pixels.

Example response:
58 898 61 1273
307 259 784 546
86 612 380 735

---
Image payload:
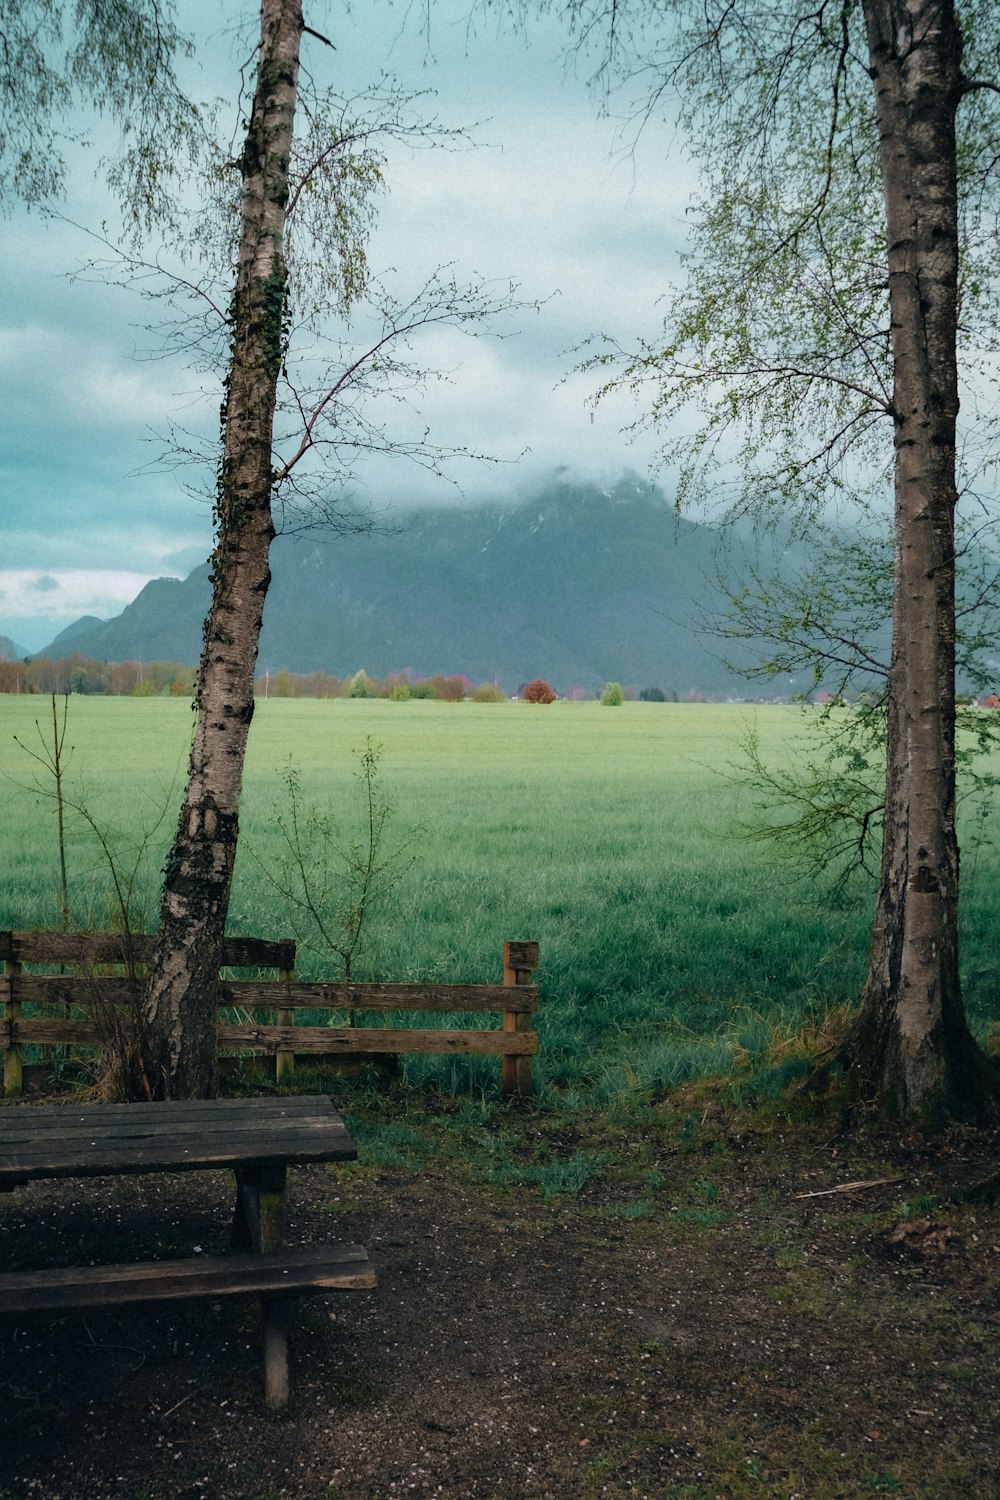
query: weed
249 739 418 981
612 1200 656 1220
477 1149 610 1200
350 1121 427 1170
325 1366 382 1408
895 1196 939 1217
672 1206 730 1226
6 693 179 1099
10 694 72 929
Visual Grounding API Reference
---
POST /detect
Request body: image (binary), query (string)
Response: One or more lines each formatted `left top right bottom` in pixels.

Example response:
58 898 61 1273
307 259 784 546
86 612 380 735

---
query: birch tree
132 5 524 1097
138 0 304 1098
558 0 1000 1120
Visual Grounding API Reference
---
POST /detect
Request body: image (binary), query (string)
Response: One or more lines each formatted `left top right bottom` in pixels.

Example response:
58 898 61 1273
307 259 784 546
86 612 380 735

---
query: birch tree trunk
143 0 303 1098
840 0 992 1118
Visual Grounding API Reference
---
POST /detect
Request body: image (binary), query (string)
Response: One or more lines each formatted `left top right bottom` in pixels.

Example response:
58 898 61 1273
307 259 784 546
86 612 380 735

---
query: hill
0 633 28 662
37 476 778 695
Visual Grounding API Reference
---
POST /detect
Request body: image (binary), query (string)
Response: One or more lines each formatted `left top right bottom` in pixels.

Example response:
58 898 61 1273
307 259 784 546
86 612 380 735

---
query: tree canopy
557 0 999 521
0 0 202 226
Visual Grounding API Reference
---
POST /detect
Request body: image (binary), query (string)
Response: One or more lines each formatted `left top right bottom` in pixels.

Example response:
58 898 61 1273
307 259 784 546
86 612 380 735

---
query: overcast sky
0 0 693 652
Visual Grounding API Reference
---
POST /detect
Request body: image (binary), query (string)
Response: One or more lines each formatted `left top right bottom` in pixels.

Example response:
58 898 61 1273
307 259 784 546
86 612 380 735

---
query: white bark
144 0 304 1098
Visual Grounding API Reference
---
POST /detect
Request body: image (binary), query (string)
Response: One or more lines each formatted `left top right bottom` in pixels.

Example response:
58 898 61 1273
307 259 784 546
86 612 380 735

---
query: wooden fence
0 932 539 1098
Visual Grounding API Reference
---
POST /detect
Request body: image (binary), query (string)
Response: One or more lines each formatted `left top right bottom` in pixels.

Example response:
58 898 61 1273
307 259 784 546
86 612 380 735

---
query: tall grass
2 695 998 1100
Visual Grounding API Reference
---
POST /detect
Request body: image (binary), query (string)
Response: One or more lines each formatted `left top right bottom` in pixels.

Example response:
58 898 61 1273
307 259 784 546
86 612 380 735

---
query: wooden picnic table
0 1094 375 1407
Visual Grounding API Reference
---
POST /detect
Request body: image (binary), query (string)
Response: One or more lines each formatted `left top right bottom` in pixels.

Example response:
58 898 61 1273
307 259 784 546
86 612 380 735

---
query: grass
2 694 999 1106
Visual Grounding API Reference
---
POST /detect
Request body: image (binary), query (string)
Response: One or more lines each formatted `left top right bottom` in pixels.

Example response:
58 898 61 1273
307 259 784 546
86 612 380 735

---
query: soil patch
1 1103 997 1499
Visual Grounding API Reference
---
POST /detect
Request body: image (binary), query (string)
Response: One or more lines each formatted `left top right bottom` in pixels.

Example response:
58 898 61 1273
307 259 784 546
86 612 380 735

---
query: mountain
0 634 28 662
36 476 779 695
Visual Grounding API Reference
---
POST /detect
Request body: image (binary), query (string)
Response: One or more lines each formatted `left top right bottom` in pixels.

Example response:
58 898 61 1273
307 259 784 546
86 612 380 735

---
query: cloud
0 321 211 432
0 569 153 620
0 0 698 591
0 568 167 652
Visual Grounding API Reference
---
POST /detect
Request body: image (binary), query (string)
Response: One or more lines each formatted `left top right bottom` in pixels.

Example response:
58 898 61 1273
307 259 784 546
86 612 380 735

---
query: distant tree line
0 655 690 703
260 668 500 701
0 654 195 697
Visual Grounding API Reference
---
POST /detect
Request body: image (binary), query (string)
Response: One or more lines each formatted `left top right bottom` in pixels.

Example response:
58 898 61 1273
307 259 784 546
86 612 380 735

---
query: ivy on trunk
143 0 303 1099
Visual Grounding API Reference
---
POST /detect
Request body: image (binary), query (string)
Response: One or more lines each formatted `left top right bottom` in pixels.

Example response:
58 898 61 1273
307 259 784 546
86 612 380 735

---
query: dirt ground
1 1099 997 1500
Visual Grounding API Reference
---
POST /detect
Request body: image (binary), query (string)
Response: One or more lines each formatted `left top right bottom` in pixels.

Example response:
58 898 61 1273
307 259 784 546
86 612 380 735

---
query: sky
0 1 692 652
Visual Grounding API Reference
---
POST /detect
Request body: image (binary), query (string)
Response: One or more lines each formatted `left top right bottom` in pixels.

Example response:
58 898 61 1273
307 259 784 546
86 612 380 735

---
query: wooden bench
1 932 540 1097
0 1096 374 1409
0 1243 376 1312
0 1244 376 1408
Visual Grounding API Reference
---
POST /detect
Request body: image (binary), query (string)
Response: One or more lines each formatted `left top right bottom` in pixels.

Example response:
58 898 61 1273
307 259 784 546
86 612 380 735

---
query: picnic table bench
0 1094 375 1408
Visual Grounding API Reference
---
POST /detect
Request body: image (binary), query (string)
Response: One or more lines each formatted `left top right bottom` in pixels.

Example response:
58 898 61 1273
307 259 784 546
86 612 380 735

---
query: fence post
2 933 22 1097
275 942 296 1086
502 941 539 1099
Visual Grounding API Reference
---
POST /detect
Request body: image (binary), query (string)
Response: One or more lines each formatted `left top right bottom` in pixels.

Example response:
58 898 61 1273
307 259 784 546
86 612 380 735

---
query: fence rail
0 932 539 1097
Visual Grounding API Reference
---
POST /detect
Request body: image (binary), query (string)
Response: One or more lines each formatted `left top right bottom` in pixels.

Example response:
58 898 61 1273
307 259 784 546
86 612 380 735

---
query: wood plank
217 1023 539 1056
10 974 539 1013
0 1094 335 1126
0 1243 376 1314
8 1018 101 1046
8 976 132 1006
219 936 296 970
0 1097 358 1183
0 1098 350 1139
503 944 537 1099
9 1015 539 1055
0 1109 346 1147
241 981 539 1013
4 931 295 970
0 1115 356 1156
0 1128 358 1183
505 941 540 972
8 1017 539 1055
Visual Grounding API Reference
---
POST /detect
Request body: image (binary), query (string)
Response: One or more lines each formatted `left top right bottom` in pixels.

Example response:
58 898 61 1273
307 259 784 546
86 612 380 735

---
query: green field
2 695 998 1101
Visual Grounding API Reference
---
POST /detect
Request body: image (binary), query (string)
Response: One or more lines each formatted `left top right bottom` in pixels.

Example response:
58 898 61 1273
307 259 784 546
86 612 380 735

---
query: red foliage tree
522 677 557 704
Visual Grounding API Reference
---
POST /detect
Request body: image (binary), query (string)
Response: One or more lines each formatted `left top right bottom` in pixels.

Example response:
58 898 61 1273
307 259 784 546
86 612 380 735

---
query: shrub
435 674 470 702
349 671 380 698
639 686 666 702
522 677 557 704
601 681 624 706
473 681 506 702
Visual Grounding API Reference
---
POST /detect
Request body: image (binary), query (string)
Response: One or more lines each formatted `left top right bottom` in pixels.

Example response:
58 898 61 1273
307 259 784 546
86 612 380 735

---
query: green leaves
0 0 203 231
253 739 420 980
572 0 999 525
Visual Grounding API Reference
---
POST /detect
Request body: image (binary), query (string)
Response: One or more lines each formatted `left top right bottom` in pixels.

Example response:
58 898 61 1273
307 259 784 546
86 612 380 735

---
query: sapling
254 737 419 983
12 695 72 930
8 695 178 1097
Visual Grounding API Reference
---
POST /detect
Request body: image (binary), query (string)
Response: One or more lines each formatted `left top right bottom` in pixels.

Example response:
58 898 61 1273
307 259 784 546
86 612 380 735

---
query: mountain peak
33 474 750 694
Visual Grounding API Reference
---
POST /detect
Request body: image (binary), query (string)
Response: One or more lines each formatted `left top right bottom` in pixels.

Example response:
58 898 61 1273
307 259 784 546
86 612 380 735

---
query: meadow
2 693 998 1104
